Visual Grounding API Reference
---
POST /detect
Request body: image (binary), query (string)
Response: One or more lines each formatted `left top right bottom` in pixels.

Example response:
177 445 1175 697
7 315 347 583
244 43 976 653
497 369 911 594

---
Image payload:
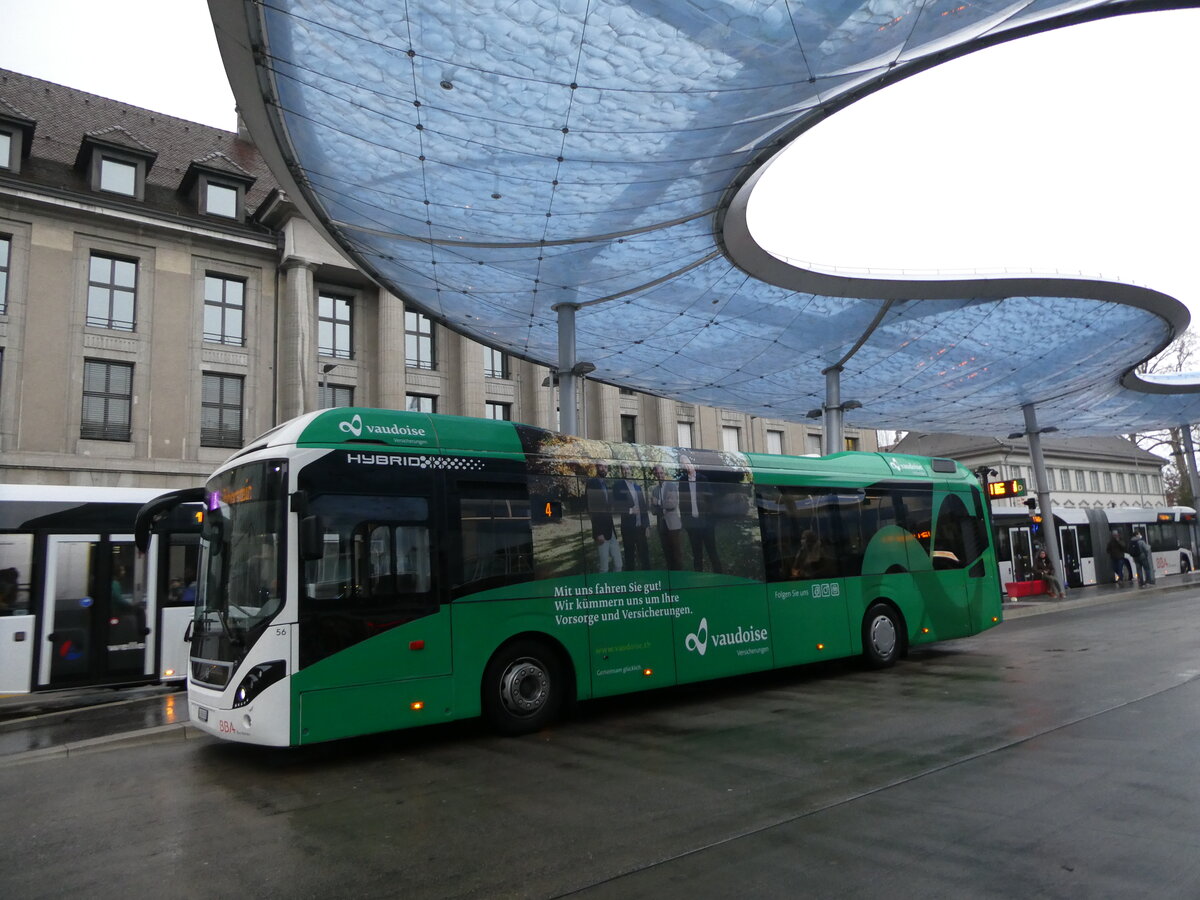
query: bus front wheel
862 603 904 669
482 639 564 735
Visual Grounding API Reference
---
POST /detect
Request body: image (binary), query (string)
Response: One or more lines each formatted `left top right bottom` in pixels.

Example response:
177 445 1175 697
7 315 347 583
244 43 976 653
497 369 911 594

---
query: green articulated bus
137 408 1003 747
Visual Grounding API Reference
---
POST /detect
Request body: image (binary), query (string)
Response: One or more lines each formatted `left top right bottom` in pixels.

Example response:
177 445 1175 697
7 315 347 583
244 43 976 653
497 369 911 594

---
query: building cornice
0 181 279 252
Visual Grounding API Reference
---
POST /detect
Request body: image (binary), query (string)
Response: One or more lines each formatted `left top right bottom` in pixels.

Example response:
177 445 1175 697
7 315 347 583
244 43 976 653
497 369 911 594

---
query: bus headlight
232 660 286 708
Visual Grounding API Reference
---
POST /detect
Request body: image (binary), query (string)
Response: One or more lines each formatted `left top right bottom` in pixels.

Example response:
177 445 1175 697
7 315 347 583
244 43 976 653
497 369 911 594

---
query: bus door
1008 528 1034 581
1058 526 1084 587
40 535 146 689
155 529 200 683
0 533 35 693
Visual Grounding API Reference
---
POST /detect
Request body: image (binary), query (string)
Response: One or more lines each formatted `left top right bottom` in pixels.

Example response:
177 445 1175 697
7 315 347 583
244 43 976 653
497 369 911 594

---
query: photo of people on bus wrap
515 428 762 584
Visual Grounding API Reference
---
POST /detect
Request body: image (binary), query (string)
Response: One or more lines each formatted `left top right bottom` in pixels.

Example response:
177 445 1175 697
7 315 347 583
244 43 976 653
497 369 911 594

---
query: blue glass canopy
211 0 1200 436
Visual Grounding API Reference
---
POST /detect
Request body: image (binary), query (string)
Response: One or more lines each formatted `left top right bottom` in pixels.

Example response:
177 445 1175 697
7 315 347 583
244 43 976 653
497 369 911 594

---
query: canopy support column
1183 426 1200 504
1021 403 1066 594
822 366 843 456
554 303 579 436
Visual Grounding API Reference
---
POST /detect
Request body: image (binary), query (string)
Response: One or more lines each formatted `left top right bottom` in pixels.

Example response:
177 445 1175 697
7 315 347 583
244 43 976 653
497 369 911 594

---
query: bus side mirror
300 516 326 561
202 518 224 556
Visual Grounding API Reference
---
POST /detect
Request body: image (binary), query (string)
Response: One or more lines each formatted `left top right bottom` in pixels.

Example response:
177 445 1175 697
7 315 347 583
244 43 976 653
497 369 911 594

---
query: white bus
0 484 202 694
993 505 1196 590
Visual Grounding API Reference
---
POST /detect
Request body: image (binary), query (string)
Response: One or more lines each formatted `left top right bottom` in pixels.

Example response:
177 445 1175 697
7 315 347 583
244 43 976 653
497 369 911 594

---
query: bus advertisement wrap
140 408 1005 747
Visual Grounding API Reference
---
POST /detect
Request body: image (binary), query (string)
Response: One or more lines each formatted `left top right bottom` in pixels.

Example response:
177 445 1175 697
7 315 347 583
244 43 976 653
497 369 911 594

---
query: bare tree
1132 330 1200 507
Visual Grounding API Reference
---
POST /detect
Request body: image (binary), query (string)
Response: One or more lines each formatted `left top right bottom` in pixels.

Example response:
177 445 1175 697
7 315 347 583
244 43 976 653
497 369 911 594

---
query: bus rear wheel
482 639 564 735
862 603 903 669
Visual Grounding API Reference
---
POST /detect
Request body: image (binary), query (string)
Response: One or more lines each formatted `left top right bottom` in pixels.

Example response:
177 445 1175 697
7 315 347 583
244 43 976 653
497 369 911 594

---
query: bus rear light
410 701 425 711
643 668 653 677
409 640 425 650
816 643 825 650
163 668 176 677
922 627 930 634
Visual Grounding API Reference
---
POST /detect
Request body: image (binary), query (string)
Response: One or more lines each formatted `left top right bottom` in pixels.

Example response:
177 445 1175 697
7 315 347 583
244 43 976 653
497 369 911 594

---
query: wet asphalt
1 573 1193 764
5 576 1200 897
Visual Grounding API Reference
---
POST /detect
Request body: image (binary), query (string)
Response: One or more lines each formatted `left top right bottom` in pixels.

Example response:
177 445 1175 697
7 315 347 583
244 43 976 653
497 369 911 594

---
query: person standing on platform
1106 529 1127 584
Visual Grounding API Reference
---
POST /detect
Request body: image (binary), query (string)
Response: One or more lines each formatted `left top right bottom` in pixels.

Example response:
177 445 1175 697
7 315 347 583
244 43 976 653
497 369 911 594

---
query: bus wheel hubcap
500 658 549 715
870 616 896 657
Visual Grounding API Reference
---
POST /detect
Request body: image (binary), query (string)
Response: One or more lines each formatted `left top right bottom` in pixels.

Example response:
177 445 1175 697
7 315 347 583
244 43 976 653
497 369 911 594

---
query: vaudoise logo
337 414 427 439
684 617 768 656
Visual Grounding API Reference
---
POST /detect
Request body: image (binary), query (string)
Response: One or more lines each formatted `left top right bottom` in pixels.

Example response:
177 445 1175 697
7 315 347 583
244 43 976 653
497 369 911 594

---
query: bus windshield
194 461 287 674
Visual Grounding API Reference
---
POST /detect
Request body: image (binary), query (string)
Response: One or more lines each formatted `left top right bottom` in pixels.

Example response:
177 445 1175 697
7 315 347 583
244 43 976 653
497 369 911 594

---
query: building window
0 234 9 314
483 347 509 379
1074 470 1086 491
721 425 741 452
1045 469 1055 490
1102 471 1113 492
485 401 511 421
99 157 137 196
844 436 859 452
766 430 784 454
0 131 10 170
805 433 822 455
1089 471 1100 492
621 414 637 443
677 421 694 449
203 274 245 345
318 291 353 359
201 373 244 448
319 383 354 409
81 359 133 441
407 393 436 414
1115 472 1126 492
405 311 435 369
87 253 137 331
203 181 239 218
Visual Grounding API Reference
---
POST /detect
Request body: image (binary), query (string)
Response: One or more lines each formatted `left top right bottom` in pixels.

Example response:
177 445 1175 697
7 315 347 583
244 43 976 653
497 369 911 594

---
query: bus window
456 488 534 593
162 532 200 606
761 487 841 582
304 495 431 606
299 494 435 666
932 492 986 570
0 534 33 614
528 474 586 581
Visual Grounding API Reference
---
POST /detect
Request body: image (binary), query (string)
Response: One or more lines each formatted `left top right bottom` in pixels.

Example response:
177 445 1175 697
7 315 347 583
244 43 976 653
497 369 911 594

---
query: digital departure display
986 478 1027 498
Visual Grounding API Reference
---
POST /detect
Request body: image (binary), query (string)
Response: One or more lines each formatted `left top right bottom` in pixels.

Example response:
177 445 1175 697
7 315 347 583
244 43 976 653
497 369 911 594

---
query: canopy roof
211 0 1200 436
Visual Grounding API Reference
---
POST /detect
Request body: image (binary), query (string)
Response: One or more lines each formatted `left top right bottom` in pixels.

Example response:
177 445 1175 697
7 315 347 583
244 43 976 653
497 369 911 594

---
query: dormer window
76 128 157 202
203 179 239 218
181 153 256 222
0 99 36 175
99 156 138 196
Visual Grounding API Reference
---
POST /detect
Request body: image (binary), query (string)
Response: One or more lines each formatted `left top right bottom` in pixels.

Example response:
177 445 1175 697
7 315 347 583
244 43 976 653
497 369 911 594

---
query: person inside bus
1106 530 1127 584
650 464 683 570
586 462 622 573
790 529 833 580
0 567 16 614
1130 530 1156 587
1033 548 1065 599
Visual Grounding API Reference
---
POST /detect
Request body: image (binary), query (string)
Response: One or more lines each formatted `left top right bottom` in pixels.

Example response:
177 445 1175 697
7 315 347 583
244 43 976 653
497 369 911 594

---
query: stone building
891 432 1168 510
0 69 875 489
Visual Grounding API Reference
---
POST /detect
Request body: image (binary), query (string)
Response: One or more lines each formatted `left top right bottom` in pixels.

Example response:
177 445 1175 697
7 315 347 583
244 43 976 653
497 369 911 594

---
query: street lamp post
321 363 337 408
